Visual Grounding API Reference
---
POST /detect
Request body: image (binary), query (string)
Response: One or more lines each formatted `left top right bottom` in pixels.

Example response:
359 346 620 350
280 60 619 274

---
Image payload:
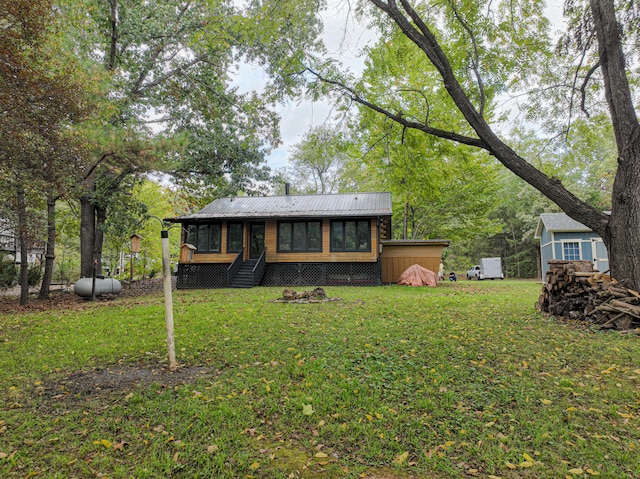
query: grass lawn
1 280 639 478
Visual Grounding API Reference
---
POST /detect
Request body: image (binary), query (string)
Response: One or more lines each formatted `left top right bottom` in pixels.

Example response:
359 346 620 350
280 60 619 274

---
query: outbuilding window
562 241 581 261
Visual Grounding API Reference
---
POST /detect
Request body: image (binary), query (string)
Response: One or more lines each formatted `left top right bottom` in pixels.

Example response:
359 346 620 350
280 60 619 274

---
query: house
0 216 44 266
534 212 609 277
166 192 394 288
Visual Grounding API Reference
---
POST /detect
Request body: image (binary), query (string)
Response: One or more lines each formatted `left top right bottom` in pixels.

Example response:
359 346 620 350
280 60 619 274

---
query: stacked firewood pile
537 260 640 333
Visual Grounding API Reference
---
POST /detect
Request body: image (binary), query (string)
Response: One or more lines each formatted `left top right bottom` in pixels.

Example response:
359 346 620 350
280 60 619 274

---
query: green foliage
27 265 42 287
0 254 18 288
101 179 181 280
51 200 82 285
346 60 503 241
277 124 350 194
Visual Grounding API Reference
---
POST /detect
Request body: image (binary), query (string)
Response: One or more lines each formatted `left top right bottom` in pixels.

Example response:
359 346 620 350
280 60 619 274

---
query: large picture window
227 222 243 253
563 242 581 261
330 219 371 252
277 221 322 252
185 223 221 253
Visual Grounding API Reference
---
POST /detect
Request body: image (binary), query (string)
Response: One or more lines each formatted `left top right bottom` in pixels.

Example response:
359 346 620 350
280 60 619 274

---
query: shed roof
534 212 610 238
168 192 393 221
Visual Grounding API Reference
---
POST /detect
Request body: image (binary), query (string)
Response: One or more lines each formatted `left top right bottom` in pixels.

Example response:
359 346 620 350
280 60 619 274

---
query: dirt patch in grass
41 362 211 403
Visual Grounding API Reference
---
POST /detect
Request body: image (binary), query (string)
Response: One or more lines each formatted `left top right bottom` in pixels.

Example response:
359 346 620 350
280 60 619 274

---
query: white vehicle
466 257 504 280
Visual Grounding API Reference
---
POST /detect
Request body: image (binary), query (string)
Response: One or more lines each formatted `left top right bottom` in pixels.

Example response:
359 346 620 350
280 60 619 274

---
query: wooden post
161 229 177 370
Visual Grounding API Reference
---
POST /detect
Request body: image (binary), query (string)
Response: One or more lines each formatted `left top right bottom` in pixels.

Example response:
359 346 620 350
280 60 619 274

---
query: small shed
534 212 609 278
380 239 450 283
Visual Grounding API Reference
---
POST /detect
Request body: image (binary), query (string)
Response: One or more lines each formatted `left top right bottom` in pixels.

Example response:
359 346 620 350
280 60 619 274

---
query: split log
537 260 640 332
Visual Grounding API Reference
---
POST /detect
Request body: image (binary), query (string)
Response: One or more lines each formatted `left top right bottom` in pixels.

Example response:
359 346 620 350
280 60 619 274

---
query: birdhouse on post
180 243 197 262
130 234 142 254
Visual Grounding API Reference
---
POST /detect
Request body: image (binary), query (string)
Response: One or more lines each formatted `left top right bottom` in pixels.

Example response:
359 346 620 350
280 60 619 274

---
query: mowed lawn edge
1 281 639 478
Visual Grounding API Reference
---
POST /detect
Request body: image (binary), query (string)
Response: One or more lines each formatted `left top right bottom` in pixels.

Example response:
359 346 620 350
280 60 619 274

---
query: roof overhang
380 239 451 247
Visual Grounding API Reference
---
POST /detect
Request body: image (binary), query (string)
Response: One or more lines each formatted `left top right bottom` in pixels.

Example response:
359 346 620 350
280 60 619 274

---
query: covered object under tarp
380 239 450 283
397 264 438 287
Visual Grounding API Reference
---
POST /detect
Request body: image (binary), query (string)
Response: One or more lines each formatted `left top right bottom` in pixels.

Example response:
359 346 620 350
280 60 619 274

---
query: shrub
28 265 42 287
0 256 18 287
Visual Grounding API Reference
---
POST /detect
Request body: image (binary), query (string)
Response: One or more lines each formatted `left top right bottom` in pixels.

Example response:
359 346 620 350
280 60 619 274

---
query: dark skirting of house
176 261 381 289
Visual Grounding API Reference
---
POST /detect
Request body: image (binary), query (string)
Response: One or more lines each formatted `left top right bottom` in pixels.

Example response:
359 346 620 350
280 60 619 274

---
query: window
277 221 322 252
563 242 581 261
330 220 371 252
227 223 243 253
185 223 221 253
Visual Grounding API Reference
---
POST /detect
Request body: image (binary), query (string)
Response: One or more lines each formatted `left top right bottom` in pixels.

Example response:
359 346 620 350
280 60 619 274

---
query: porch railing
252 247 267 286
226 248 244 286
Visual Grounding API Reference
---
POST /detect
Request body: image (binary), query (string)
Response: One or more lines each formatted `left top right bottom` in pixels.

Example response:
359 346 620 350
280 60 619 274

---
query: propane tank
74 277 122 297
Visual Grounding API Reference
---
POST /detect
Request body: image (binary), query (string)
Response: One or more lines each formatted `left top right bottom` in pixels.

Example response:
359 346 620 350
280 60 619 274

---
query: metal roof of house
168 192 393 221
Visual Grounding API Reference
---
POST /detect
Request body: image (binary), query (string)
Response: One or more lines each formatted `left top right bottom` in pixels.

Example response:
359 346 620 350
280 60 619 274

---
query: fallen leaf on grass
395 451 409 465
93 439 112 449
112 441 127 451
568 468 584 475
519 452 534 468
302 404 314 416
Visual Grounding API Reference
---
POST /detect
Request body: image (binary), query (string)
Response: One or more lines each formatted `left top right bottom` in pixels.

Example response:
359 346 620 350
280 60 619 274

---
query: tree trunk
80 194 96 278
403 201 408 239
590 0 640 290
39 193 57 299
16 185 29 306
94 204 107 276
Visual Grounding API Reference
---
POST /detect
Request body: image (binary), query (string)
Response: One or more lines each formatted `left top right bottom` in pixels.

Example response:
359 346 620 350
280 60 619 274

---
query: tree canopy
292 0 640 287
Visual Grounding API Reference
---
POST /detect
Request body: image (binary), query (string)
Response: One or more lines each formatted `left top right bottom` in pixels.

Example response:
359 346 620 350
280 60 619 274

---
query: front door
250 223 265 259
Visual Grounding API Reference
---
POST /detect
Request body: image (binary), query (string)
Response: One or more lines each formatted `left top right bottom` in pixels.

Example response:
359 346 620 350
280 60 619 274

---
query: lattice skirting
261 262 380 286
176 262 381 289
176 263 228 289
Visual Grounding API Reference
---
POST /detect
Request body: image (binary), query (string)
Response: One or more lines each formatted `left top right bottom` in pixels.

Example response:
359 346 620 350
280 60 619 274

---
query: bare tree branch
580 60 601 117
305 67 486 148
448 0 486 116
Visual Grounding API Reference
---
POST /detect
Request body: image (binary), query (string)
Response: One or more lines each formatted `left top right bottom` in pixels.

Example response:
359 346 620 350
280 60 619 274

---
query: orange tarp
397 264 438 287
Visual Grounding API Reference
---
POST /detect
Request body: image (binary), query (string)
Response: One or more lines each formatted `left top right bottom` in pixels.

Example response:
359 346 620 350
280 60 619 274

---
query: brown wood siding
381 244 445 283
180 222 242 264
180 218 381 264
266 218 379 263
